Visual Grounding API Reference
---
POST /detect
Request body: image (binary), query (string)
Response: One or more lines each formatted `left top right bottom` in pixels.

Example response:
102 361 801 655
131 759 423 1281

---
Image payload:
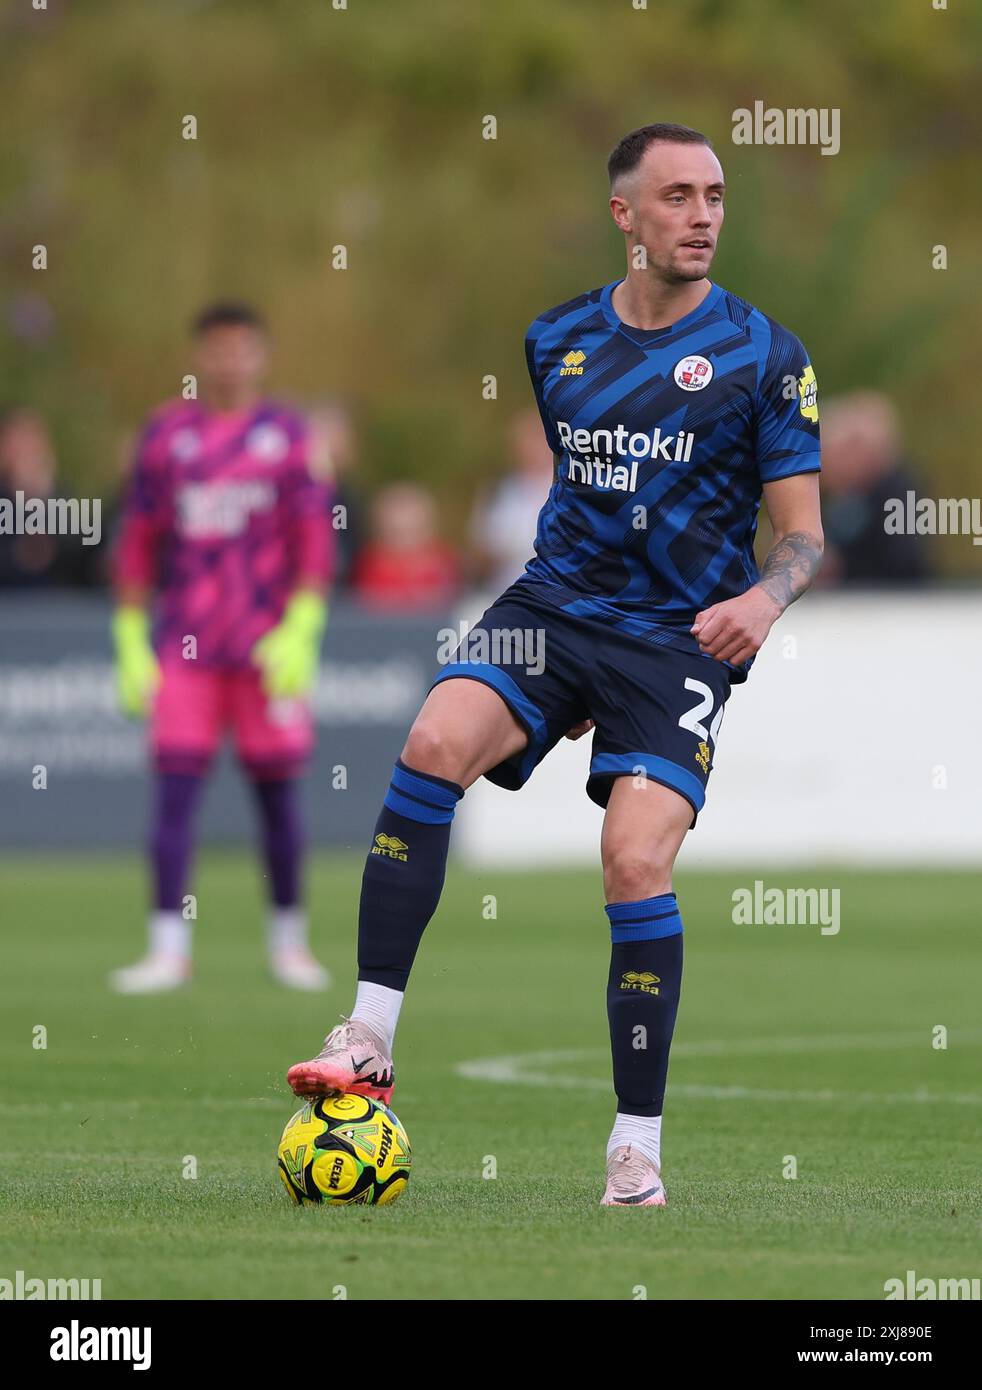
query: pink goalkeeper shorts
151 660 314 778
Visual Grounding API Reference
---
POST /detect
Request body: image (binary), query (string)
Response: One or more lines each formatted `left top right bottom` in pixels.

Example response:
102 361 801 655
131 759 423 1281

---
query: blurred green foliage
1 0 980 571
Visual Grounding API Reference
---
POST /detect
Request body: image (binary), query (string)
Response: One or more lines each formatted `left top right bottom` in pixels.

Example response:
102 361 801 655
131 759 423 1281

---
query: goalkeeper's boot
600 1144 667 1207
287 1017 394 1105
270 946 331 993
109 952 191 995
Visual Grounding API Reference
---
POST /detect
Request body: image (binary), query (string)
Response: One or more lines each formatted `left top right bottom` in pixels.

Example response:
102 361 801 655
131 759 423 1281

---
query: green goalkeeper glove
252 592 328 699
112 606 160 718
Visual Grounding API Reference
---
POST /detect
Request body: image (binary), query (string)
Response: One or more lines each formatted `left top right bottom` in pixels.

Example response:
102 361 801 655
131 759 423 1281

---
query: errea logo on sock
372 833 408 862
620 971 660 995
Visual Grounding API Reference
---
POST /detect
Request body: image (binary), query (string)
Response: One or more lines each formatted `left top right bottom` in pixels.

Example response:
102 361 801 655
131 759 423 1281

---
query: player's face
611 142 725 284
193 324 268 403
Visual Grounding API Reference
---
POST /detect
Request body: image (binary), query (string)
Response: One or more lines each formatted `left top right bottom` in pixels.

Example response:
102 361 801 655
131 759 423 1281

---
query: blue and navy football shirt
519 279 820 674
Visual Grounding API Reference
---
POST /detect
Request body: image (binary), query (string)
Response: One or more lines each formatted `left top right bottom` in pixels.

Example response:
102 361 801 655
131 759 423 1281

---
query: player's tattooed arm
691 472 823 666
757 529 824 613
757 472 824 614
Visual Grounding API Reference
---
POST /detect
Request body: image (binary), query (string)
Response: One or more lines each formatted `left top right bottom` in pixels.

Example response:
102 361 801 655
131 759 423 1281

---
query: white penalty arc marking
456 1030 982 1107
665 1026 982 1059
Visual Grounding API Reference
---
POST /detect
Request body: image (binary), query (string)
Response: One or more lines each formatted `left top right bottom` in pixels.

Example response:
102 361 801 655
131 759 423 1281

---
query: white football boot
601 1143 667 1207
287 1016 394 1105
270 946 331 992
109 953 191 995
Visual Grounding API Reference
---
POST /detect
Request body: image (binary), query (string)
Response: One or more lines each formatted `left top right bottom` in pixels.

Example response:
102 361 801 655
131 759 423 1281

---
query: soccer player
286 124 824 1204
111 302 334 994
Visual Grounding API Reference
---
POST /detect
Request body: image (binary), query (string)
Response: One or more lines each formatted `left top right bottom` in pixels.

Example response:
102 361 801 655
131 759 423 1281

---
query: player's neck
611 273 713 331
202 389 261 416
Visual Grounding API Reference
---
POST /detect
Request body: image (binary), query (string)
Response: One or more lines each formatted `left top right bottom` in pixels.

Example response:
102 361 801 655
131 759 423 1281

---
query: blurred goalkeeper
110 302 334 994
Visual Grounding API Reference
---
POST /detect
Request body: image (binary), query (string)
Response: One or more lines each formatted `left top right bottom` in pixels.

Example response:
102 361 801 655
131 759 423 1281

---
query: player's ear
609 193 631 234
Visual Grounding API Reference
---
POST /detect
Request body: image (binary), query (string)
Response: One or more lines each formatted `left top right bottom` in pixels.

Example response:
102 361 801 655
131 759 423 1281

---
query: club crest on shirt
673 354 714 391
247 422 290 463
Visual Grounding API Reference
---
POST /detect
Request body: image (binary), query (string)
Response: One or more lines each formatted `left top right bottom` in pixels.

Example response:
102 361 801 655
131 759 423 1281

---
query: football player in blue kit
287 123 824 1206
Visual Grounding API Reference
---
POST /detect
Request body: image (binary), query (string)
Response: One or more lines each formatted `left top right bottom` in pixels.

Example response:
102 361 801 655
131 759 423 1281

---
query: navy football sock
605 894 684 1117
357 759 464 991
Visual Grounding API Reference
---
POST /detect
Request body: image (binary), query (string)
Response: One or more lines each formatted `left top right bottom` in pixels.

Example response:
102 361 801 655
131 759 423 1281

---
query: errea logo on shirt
170 428 201 463
560 350 586 376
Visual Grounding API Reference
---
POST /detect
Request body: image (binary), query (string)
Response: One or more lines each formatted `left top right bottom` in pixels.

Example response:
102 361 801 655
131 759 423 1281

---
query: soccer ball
277 1093 411 1207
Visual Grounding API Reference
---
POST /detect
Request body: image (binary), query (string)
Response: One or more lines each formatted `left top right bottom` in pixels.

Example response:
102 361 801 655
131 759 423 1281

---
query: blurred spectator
307 398 363 589
0 408 104 587
817 391 929 587
469 408 554 591
352 482 460 611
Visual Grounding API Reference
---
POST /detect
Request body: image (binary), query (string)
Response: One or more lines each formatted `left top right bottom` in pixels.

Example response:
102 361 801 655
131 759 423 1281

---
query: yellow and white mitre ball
277 1093 411 1207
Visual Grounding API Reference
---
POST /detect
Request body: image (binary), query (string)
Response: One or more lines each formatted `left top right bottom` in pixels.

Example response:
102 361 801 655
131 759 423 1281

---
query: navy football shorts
429 582 733 821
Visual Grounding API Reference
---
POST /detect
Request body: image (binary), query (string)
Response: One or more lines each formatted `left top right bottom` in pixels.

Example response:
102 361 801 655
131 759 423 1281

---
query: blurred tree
1 0 979 573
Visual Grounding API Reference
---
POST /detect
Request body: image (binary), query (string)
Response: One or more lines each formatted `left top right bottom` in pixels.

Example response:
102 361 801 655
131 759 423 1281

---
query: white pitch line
456 1036 982 1107
670 1026 982 1059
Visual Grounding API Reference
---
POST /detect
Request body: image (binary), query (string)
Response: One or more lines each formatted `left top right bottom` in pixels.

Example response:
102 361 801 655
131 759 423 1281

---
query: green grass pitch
0 854 978 1301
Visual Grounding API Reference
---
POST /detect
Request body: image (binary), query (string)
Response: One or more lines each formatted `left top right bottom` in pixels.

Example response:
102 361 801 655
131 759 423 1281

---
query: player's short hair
607 123 713 186
191 301 267 336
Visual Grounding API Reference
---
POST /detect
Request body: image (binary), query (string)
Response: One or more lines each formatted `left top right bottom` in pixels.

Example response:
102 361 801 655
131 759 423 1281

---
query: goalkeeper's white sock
351 981 403 1053
149 910 191 960
268 907 308 955
607 1113 662 1171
